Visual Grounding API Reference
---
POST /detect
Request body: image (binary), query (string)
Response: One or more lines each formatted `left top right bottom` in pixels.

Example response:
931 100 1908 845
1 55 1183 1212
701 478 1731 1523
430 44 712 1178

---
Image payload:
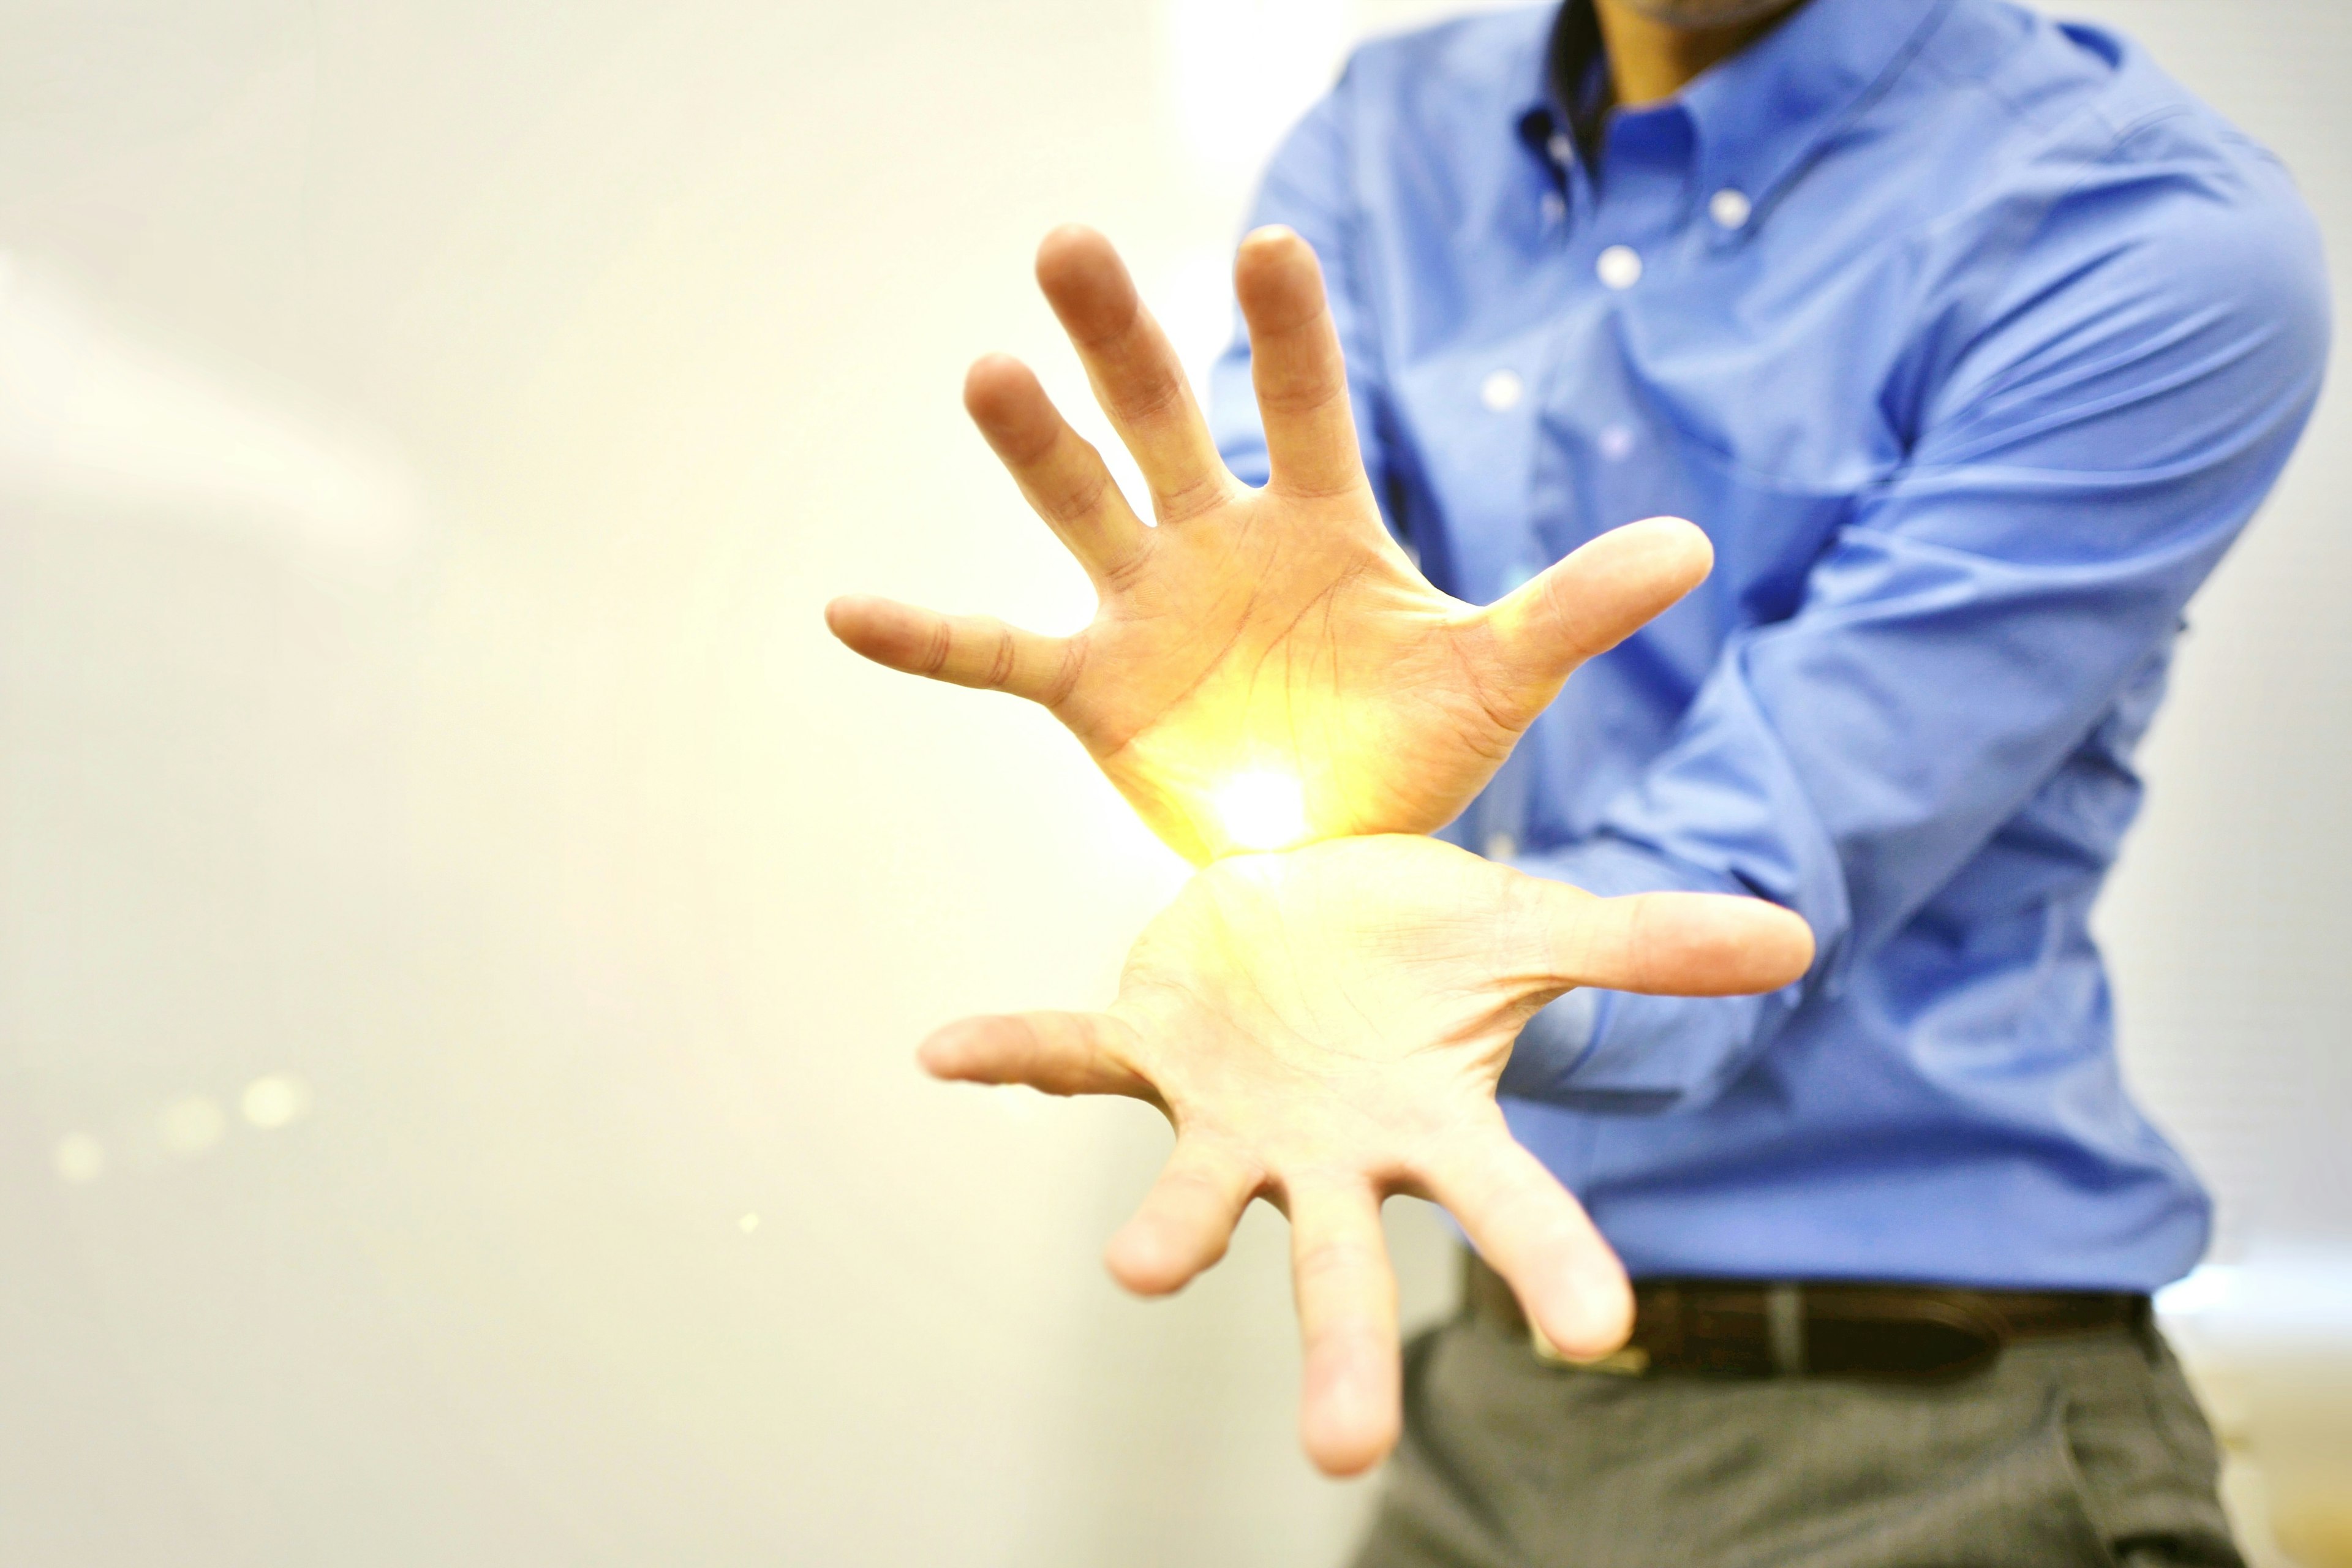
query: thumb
916 1010 1156 1099
1538 884 1815 998
1485 517 1713 685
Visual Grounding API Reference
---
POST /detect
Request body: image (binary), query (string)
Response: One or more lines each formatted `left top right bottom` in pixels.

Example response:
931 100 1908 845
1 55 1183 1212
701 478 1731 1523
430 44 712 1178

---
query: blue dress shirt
1208 0 2328 1291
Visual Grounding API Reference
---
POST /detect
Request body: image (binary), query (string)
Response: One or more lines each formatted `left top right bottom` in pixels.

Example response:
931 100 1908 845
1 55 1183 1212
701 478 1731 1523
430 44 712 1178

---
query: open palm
827 225 1711 862
918 834 1815 1475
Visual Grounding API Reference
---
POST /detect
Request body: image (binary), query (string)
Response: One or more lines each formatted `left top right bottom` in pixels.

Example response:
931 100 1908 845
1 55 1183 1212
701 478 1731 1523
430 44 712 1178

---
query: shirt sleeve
1502 128 2331 1110
1207 67 1401 523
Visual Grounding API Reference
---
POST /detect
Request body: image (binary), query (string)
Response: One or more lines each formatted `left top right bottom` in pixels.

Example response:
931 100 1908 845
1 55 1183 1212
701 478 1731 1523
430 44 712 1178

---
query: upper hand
916 834 1815 1474
826 225 1712 862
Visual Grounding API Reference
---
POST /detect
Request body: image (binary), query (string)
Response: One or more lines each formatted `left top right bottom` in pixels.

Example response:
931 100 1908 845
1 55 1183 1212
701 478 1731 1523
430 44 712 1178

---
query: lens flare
1212 770 1310 853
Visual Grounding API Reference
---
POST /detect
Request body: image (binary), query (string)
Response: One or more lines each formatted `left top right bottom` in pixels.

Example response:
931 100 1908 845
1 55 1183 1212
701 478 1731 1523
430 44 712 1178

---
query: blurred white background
0 1 2342 1562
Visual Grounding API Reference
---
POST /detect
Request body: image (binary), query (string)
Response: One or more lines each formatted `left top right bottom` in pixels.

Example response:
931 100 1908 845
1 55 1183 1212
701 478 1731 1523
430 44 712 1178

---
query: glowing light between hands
1211 770 1311 854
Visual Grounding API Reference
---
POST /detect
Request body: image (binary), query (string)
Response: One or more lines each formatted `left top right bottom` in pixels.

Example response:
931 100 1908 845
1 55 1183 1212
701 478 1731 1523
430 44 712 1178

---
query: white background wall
0 1 2340 1562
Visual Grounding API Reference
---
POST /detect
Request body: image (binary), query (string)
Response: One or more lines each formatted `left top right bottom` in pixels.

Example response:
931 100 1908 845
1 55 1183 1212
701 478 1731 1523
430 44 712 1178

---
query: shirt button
1480 369 1524 412
1709 187 1753 229
1547 132 1574 166
1597 423 1636 461
1596 244 1643 289
1484 831 1518 861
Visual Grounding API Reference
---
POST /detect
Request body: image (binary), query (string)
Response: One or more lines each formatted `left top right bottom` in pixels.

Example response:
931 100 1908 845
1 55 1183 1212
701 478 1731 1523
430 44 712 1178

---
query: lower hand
917 834 1814 1475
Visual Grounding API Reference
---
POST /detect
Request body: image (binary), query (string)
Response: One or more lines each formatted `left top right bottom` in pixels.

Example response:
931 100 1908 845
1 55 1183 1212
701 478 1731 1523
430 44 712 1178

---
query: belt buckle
1531 1321 1651 1375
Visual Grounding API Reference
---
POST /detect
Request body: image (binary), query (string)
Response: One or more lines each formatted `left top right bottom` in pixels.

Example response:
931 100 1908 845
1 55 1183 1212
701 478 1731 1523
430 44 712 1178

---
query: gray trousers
1351 1276 2242 1568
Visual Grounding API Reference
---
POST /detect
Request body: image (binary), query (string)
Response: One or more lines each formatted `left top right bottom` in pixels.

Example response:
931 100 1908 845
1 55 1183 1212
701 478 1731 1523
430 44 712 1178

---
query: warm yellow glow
53 1133 106 1185
241 1072 312 1129
1212 769 1310 853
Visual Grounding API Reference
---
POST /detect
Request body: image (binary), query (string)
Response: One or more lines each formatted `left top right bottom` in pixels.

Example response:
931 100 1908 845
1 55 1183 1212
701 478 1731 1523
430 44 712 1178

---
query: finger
1284 1179 1401 1477
1417 1125 1632 1362
1233 226 1368 501
1484 516 1714 684
1104 1136 1262 1296
916 1011 1154 1099
1537 885 1817 997
824 595 1077 707
963 353 1150 584
1033 224 1231 522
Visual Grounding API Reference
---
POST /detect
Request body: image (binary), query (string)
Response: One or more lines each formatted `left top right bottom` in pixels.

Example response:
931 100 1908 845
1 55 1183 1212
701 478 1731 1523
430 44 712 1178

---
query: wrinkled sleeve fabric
1208 70 1400 521
1502 128 2329 1110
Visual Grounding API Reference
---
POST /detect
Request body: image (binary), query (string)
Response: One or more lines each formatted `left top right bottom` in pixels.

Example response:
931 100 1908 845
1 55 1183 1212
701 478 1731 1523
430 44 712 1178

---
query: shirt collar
1518 0 1953 218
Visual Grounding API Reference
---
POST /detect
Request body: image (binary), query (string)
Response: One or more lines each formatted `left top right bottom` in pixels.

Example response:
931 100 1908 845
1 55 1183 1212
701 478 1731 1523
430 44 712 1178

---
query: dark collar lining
1517 0 1955 219
1546 0 1613 163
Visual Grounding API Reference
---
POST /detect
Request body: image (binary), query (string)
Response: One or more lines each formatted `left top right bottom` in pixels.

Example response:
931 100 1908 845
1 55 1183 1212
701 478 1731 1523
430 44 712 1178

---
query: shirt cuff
1494 834 1782 1112
1499 985 1607 1098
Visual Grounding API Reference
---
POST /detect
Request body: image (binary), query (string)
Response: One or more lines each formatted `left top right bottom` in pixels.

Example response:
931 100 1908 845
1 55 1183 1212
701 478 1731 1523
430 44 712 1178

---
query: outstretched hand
918 834 1814 1476
827 225 1711 862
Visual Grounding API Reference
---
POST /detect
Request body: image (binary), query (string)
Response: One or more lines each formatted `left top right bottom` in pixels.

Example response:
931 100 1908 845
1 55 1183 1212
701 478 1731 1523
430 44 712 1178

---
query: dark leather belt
1464 1252 2148 1383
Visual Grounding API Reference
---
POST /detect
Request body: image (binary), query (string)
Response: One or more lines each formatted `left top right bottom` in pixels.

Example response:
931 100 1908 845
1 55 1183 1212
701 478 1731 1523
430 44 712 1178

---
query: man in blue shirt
1216 0 2324 1302
832 0 2326 1557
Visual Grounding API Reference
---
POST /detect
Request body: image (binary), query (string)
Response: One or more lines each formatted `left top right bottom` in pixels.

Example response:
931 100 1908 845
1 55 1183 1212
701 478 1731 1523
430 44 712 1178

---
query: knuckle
1094 541 1153 594
984 625 1018 690
1256 369 1344 418
1041 636 1086 710
1045 466 1112 526
1106 364 1187 429
919 617 954 676
1152 472 1231 526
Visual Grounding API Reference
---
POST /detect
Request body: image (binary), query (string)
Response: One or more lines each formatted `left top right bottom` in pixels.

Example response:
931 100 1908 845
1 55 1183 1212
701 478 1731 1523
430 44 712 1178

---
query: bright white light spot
240 1073 312 1129
1597 245 1644 290
1480 369 1524 412
55 1133 106 1184
1150 246 1243 403
1164 0 1348 186
739 1212 761 1234
1213 770 1310 852
1709 187 1753 230
158 1096 227 1156
2155 1263 2241 1321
